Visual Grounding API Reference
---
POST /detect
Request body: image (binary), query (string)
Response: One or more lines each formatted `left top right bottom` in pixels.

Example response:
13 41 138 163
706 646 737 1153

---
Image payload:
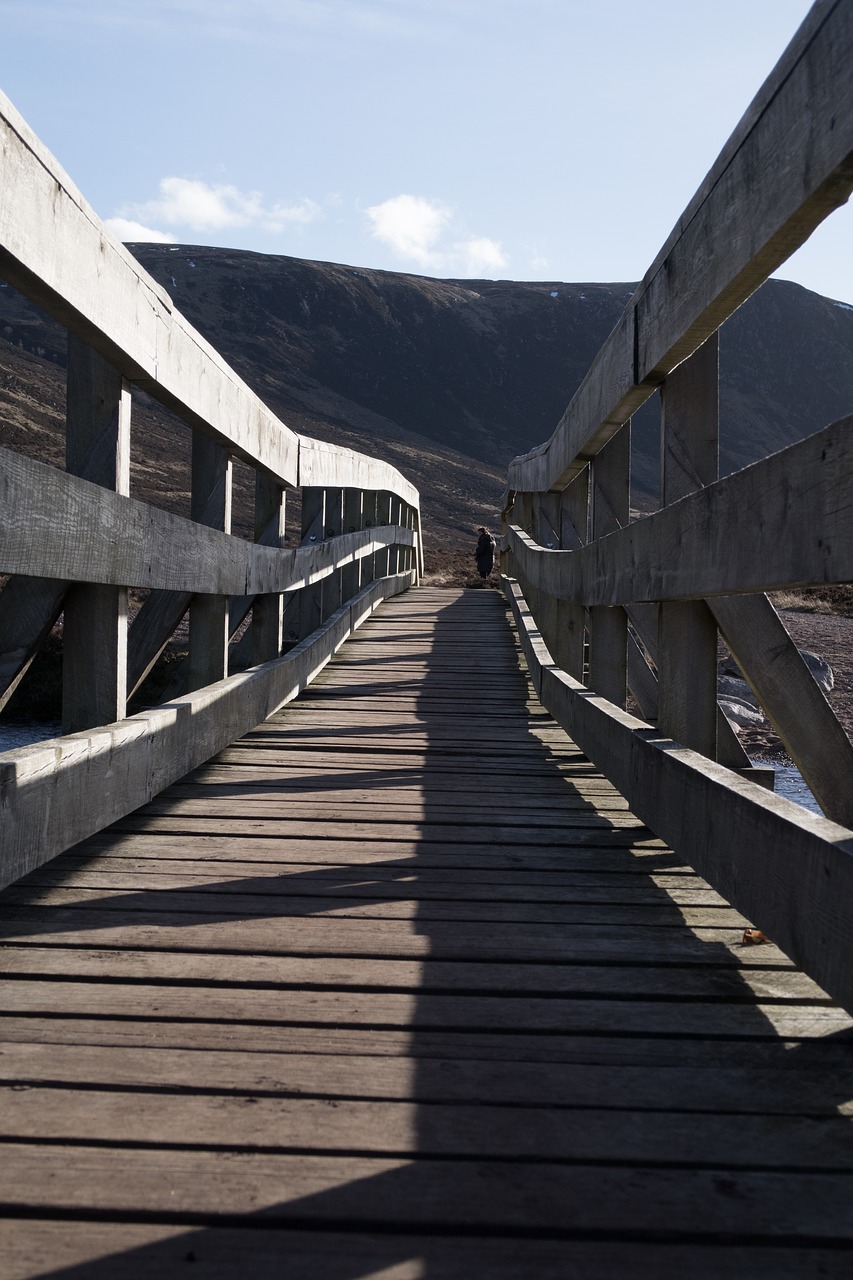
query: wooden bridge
2 1 853 1273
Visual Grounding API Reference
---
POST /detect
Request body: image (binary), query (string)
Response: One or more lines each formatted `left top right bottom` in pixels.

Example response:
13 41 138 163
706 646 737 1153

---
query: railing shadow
3 591 853 1275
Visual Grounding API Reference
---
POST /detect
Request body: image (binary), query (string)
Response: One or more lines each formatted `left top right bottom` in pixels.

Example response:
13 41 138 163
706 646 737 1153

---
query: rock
719 697 766 730
717 674 760 710
799 650 834 693
718 648 834 698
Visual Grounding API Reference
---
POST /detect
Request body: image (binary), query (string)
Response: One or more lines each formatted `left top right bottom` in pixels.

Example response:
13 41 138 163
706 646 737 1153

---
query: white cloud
103 217 177 244
459 236 508 277
113 178 322 237
366 194 452 268
366 194 508 277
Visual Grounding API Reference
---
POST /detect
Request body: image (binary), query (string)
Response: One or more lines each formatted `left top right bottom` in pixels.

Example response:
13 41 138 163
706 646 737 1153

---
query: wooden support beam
558 470 589 681
588 425 629 707
321 488 344 621
657 336 718 759
187 432 232 693
298 488 325 641
340 489 364 603
710 593 853 827
0 580 67 715
252 475 286 665
387 494 402 577
374 492 392 579
503 414 853 606
62 337 130 733
361 492 377 587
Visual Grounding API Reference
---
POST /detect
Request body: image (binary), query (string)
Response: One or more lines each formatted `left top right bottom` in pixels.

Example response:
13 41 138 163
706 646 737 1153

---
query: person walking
475 526 496 579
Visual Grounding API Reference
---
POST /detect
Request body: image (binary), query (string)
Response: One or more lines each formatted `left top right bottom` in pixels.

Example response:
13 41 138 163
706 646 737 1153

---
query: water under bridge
2 3 853 1274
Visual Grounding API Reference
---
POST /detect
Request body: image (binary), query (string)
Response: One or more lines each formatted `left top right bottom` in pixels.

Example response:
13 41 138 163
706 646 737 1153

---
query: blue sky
2 0 850 300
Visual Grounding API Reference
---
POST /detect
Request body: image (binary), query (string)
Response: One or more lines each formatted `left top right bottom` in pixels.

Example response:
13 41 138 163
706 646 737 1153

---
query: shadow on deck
1 589 852 1277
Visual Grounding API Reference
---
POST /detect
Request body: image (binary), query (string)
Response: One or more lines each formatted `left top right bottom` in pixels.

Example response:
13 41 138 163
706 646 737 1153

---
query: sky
1 0 851 301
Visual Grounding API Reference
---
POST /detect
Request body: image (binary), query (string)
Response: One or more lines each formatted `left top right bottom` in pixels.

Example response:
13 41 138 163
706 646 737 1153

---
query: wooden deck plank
3 1144 853 1240
2 1040 849 1112
1 586 852 1271
2 1222 851 1280
0 946 815 995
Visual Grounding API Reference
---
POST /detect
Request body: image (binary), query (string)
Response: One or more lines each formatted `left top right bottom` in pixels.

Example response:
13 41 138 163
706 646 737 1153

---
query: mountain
2 248 853 563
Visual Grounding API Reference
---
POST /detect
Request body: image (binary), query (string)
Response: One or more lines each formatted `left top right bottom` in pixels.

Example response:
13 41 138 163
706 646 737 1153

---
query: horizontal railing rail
502 0 853 1012
0 92 421 888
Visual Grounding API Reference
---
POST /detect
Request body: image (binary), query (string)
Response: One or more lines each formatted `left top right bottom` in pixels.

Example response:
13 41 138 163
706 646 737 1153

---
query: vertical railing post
62 336 131 732
298 487 325 639
657 336 719 757
588 424 629 707
412 503 424 583
402 502 417 582
252 474 286 665
514 490 539 617
362 492 378 586
188 432 232 692
387 494 402 577
341 489 364 603
558 468 590 681
374 491 391 578
322 487 344 620
535 490 561 657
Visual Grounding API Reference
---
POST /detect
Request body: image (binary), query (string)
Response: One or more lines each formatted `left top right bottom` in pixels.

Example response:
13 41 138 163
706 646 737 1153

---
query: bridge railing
0 89 421 889
503 0 853 1011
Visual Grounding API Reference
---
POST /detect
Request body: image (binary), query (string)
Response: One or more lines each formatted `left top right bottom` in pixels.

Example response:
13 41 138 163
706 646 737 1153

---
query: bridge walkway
1 587 852 1275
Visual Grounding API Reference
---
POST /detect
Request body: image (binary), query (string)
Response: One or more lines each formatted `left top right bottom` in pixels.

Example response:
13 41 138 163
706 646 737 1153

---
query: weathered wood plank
2 979 847 1037
5 1084 853 1169
4 1013 846 1070
2 882 741 926
8 1224 846 1280
297 435 418 508
4 1143 853 1239
0 91 301 484
506 415 853 603
187 431 232 692
0 446 414 592
4 1041 849 1112
4 945 811 997
13 867 722 908
657 337 718 756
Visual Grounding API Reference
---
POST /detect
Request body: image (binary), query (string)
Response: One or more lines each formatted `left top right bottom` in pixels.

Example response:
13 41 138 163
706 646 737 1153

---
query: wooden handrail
0 91 421 888
502 0 853 1013
507 0 853 496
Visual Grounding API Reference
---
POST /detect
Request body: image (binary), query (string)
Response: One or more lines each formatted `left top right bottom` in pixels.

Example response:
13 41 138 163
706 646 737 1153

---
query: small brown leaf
741 928 770 945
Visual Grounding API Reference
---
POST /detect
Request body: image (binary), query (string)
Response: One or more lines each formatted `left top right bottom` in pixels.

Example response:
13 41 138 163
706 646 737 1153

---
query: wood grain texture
0 447 414 592
0 91 299 487
1 586 851 1273
656 338 719 756
506 414 853 605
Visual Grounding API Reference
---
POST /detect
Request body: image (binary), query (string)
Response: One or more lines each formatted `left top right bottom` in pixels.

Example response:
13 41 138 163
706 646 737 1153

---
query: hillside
2 248 853 561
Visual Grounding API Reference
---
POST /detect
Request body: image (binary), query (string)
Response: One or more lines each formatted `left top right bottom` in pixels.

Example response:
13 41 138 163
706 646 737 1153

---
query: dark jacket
475 532 496 576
